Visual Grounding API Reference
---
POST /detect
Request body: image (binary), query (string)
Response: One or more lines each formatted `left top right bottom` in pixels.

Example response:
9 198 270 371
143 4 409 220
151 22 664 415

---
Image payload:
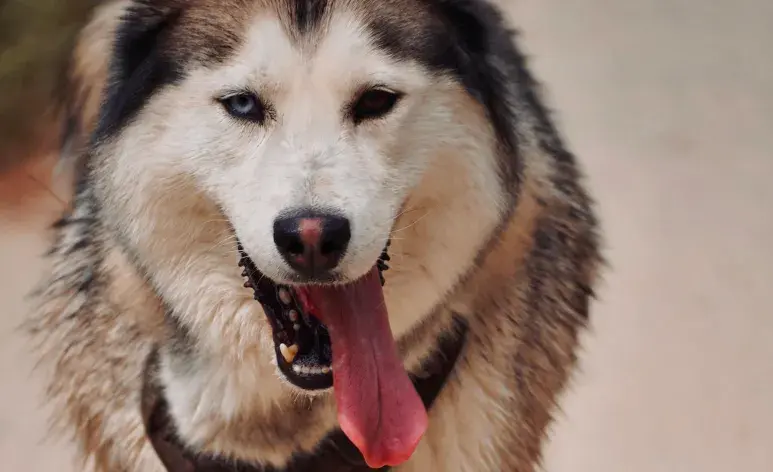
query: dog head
85 0 520 464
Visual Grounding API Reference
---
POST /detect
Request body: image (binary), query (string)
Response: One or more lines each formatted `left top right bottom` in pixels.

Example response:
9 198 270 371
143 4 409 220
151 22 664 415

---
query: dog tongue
305 267 427 468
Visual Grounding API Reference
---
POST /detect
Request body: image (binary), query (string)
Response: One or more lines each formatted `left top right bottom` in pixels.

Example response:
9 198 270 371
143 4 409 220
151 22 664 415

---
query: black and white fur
27 1 602 471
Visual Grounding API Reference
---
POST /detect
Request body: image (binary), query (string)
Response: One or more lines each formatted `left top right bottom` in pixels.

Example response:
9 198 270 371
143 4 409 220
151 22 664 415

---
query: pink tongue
305 267 427 468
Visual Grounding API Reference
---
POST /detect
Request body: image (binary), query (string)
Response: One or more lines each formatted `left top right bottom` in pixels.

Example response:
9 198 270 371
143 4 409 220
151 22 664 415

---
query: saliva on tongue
303 266 427 468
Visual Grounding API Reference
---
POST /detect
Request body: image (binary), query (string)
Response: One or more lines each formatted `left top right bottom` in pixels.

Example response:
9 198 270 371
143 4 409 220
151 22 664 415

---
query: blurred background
0 0 98 173
1 0 771 470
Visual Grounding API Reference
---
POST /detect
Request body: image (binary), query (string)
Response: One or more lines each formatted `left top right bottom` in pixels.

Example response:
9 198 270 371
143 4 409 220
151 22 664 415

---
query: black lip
238 245 334 391
236 240 390 392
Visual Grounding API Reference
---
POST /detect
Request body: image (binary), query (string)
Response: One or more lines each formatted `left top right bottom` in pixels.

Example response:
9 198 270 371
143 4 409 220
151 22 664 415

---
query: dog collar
142 315 468 472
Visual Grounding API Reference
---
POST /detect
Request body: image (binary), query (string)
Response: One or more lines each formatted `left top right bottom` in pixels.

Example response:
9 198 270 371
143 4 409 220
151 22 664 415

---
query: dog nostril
320 217 351 256
286 240 304 256
320 241 336 255
273 218 305 256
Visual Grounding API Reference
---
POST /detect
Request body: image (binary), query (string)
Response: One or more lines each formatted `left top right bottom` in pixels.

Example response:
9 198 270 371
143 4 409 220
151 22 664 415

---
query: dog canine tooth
293 323 301 331
279 343 297 363
279 343 291 363
321 366 331 374
288 310 298 322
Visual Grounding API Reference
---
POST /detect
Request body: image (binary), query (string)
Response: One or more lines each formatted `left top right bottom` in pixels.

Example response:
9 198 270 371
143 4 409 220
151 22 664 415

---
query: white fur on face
161 12 443 283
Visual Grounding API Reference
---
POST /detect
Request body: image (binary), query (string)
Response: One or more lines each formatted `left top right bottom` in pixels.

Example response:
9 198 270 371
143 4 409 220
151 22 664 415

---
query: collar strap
142 316 468 472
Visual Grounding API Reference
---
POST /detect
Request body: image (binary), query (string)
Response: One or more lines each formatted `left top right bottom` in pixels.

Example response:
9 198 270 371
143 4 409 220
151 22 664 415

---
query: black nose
273 211 351 277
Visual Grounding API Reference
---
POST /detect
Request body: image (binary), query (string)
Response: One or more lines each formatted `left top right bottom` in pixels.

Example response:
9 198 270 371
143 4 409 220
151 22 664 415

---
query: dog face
90 0 512 427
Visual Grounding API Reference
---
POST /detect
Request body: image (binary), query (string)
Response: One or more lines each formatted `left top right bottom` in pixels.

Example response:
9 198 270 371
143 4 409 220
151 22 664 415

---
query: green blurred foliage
0 0 99 170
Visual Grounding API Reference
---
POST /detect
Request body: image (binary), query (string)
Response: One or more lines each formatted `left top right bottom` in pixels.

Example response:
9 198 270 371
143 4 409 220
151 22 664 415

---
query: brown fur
60 1 121 164
26 1 603 471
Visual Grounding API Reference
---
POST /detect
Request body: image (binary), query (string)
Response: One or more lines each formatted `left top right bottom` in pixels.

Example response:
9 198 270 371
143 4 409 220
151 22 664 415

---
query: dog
26 0 603 470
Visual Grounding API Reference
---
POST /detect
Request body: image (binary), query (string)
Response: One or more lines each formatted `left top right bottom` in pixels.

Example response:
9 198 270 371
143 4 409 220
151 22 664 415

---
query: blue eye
221 93 266 123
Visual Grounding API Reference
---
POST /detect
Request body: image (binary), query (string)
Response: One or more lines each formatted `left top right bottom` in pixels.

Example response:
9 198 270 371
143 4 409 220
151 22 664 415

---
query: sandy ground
1 0 771 470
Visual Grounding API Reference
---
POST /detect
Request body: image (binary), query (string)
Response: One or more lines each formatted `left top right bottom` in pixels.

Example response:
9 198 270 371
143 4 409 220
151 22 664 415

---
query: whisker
205 235 240 253
393 205 422 220
390 210 432 235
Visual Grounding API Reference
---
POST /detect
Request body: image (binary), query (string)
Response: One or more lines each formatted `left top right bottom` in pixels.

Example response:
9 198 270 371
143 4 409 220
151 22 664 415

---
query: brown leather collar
142 316 468 472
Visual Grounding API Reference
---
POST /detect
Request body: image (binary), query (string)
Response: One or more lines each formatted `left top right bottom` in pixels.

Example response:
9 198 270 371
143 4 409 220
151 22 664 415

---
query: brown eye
221 93 266 123
351 88 402 123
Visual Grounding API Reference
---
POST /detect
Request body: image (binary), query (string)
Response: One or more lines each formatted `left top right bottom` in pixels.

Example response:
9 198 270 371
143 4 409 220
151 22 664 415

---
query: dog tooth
293 323 301 331
321 366 330 374
288 310 299 322
279 343 297 363
292 364 302 374
278 288 292 305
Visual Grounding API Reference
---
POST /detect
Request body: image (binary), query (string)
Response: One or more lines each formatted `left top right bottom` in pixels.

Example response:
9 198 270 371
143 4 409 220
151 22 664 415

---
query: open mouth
236 240 428 468
237 244 390 391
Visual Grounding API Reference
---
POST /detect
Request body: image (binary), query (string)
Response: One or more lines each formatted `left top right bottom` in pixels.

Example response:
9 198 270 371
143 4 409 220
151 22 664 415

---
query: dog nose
273 212 351 276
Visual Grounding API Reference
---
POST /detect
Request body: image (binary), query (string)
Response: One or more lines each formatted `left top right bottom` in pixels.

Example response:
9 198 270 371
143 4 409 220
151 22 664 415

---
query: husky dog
27 0 602 471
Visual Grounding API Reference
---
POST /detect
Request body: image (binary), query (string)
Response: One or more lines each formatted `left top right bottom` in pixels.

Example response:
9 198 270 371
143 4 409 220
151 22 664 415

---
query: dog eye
221 93 266 123
351 88 401 123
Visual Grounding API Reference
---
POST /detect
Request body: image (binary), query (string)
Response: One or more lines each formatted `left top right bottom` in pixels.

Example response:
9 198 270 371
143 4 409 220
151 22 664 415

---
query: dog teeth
290 364 332 376
288 310 299 322
278 288 292 305
293 323 301 331
279 343 298 363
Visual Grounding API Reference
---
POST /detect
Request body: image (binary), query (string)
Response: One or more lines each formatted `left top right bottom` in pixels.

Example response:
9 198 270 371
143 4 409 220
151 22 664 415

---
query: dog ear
430 0 524 189
94 0 185 142
436 0 575 194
